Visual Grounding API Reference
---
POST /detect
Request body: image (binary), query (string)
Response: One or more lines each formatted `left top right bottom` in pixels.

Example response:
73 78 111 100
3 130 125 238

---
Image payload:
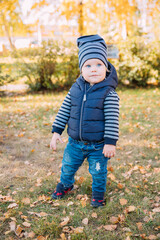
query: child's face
81 59 106 84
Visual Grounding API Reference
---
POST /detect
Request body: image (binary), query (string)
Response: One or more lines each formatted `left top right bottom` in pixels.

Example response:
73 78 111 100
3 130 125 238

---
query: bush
0 63 15 86
19 40 79 91
112 38 160 87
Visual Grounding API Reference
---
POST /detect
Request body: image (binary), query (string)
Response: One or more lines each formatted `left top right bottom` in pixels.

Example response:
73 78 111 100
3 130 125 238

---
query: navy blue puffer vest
67 62 118 142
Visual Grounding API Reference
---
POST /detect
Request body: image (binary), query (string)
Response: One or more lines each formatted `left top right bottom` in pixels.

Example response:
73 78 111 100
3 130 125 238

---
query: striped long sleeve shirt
52 90 119 145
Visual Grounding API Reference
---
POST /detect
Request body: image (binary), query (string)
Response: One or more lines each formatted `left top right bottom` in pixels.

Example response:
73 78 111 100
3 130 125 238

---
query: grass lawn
0 88 160 240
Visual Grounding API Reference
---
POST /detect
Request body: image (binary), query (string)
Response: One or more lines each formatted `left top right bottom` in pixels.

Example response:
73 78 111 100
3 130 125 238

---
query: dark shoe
91 198 105 208
91 191 105 208
51 182 73 199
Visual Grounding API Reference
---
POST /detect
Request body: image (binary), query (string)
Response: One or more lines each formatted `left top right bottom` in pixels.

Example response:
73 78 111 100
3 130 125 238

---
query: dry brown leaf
28 231 35 238
76 194 83 200
81 199 87 208
136 222 143 231
91 212 97 218
109 216 119 224
60 233 67 240
118 214 125 223
22 198 30 205
59 217 70 227
67 201 74 207
15 225 24 236
22 221 31 227
103 225 117 231
37 236 46 240
52 202 60 207
108 173 116 181
82 218 88 225
143 216 150 222
148 235 157 240
7 203 18 209
152 207 160 213
9 221 16 231
117 183 124 189
120 198 127 206
128 205 136 212
125 237 131 240
74 227 84 233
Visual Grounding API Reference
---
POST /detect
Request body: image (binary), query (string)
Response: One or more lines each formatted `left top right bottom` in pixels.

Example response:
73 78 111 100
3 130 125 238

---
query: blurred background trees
0 0 159 90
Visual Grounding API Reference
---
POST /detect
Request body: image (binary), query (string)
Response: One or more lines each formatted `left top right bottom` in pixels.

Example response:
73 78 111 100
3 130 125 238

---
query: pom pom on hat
77 34 108 69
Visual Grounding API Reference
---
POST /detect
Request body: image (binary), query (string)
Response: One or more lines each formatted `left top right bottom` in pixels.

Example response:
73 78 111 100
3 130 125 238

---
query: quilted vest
67 62 118 142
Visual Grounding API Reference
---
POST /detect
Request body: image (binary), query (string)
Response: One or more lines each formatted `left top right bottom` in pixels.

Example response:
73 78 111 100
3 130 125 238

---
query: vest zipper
79 84 86 141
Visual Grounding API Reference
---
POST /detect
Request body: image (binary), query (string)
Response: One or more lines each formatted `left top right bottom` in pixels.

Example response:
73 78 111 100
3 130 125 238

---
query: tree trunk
1 13 15 51
78 0 84 36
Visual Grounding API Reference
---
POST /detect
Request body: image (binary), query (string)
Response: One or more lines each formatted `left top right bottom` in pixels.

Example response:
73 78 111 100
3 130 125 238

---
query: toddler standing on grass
50 34 119 207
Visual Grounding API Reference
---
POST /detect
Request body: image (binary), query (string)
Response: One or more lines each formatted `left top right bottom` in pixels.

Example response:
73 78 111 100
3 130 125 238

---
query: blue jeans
60 137 109 192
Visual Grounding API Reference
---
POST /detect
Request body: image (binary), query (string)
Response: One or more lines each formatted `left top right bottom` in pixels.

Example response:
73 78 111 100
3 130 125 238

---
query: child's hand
50 132 63 150
103 144 116 158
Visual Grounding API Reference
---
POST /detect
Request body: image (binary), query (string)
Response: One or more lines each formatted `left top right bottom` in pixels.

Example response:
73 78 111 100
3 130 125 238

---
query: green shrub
0 63 15 86
113 38 160 87
19 40 79 91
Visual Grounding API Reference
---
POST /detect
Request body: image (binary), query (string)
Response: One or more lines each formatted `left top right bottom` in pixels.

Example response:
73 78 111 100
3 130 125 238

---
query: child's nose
91 66 97 71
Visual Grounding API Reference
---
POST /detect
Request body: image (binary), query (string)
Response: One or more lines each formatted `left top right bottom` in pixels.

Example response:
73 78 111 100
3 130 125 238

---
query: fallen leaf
76 194 83 200
52 202 60 207
67 201 74 207
22 198 30 205
128 205 136 212
82 218 88 225
109 216 119 224
103 225 117 231
117 183 124 189
152 207 160 213
148 235 157 240
74 227 84 233
7 203 18 209
120 198 127 206
22 222 31 227
60 233 67 240
28 231 35 238
9 221 16 231
60 217 70 227
37 236 46 240
108 173 116 181
136 222 143 231
15 225 24 237
91 212 97 218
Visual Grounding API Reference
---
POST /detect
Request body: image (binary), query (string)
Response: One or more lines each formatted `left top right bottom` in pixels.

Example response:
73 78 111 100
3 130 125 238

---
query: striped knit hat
77 34 108 70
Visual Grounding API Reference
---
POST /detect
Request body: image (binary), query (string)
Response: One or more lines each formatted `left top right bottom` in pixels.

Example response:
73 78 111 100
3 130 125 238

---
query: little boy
50 34 119 207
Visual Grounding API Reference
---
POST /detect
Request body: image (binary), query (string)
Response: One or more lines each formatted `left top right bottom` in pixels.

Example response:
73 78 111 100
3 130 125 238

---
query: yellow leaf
91 212 97 218
108 173 116 181
22 221 31 227
7 203 18 209
22 198 30 205
59 217 70 227
74 227 84 233
28 231 35 238
117 183 124 189
60 233 67 240
15 225 24 236
136 222 143 231
148 235 157 240
128 205 136 212
120 198 127 206
82 218 88 225
9 221 16 231
37 236 46 240
103 225 117 231
31 149 35 153
109 216 119 224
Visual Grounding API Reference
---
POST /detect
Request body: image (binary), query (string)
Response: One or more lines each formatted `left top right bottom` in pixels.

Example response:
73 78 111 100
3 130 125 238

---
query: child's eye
86 65 91 68
97 63 102 67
